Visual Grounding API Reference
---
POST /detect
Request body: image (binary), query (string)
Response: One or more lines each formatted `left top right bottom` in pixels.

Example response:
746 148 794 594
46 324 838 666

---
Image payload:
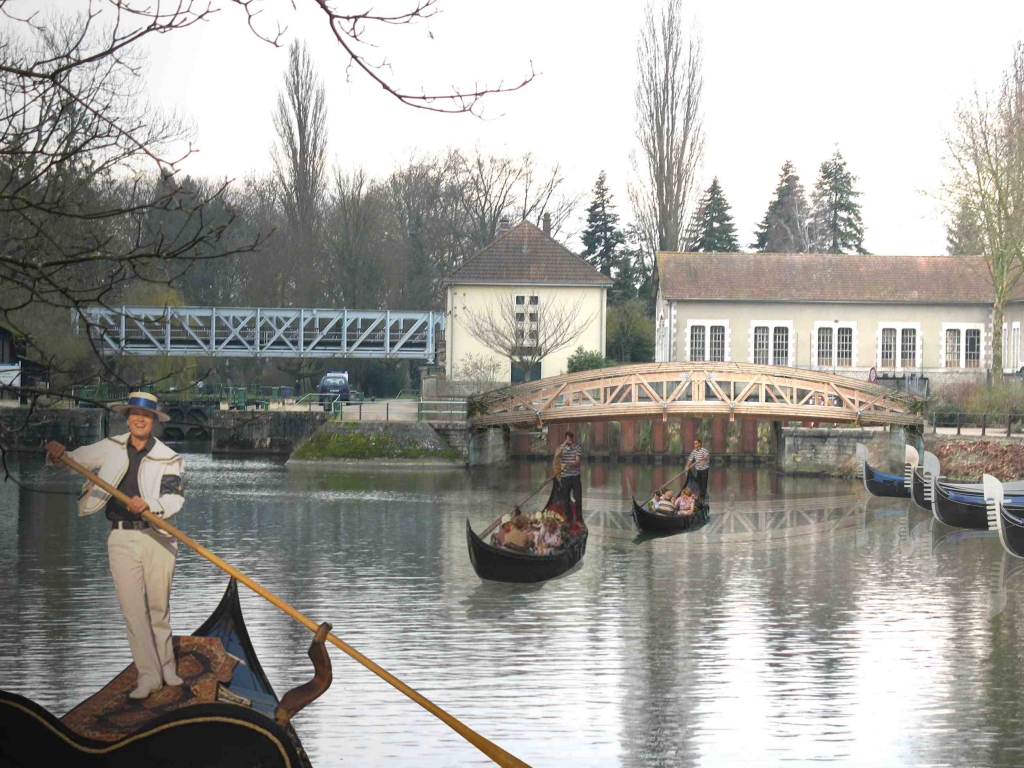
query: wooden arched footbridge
470 362 922 429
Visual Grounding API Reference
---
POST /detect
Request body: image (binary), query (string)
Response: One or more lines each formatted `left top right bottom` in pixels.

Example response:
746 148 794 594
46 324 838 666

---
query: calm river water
1 454 1023 767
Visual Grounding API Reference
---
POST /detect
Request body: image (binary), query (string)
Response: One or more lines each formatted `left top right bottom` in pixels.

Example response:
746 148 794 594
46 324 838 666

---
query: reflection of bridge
472 362 921 428
77 306 445 361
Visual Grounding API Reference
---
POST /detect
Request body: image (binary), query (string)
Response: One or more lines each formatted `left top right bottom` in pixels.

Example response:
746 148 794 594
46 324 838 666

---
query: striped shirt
560 443 582 477
688 447 710 471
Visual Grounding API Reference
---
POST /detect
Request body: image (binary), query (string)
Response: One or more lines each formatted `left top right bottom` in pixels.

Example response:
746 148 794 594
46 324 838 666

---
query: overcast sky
128 2 1024 254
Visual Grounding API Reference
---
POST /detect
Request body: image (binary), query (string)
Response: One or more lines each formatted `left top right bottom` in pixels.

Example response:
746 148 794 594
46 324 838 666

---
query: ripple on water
1 458 1022 766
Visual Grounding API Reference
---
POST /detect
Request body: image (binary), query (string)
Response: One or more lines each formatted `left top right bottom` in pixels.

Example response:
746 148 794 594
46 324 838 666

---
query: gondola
856 443 915 499
631 494 710 534
931 474 1024 530
466 484 588 583
911 451 941 510
0 579 317 767
983 475 1024 558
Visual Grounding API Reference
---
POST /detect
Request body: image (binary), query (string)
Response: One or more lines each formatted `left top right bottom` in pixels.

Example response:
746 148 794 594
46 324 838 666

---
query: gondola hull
996 504 1024 558
912 466 930 510
862 461 910 498
932 479 991 530
466 520 588 583
632 497 709 534
0 580 309 768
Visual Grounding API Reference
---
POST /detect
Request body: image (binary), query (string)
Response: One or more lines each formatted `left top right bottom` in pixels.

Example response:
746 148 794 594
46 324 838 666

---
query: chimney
497 216 510 237
542 212 551 236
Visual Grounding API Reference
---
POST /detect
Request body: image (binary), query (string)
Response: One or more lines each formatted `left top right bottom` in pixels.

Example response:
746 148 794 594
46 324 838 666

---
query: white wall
447 284 606 382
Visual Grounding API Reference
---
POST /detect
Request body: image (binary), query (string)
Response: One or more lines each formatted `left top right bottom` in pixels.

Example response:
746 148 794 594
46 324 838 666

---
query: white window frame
1002 322 1021 373
812 321 858 370
685 319 731 362
941 322 984 369
748 320 794 367
513 293 540 355
876 322 922 371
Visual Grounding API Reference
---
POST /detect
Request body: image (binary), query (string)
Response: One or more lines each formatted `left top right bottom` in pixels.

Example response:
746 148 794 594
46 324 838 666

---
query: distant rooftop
444 220 613 287
658 252 1012 304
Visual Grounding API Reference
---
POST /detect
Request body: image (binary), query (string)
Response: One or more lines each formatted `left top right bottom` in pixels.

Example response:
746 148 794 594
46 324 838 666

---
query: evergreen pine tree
581 171 626 277
691 177 740 252
946 196 985 255
751 161 812 252
809 149 867 254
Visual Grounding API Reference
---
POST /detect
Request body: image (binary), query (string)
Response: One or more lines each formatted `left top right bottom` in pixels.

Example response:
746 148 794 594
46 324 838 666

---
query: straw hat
111 391 170 422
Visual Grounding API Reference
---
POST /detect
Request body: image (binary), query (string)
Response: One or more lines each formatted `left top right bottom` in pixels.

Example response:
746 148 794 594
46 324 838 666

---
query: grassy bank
925 436 1024 481
291 423 460 461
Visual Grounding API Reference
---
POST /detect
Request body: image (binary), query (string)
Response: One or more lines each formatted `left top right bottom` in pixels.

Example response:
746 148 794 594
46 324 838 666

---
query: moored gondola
911 451 941 510
0 579 319 768
984 475 1024 558
466 485 588 583
856 443 914 498
631 494 710 534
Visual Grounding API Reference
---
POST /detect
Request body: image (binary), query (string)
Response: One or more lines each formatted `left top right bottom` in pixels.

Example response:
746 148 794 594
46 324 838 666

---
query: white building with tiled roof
443 217 612 384
656 252 1023 386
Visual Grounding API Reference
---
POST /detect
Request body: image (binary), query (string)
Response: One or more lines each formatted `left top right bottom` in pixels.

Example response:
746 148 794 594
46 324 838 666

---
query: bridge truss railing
470 362 922 428
76 306 445 361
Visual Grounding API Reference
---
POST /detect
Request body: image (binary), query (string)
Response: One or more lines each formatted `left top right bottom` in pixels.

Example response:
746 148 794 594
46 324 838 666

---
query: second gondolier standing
558 431 583 523
685 438 710 499
46 392 185 700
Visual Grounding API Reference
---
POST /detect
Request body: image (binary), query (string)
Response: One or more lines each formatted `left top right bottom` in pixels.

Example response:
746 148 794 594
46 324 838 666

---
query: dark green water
2 455 1023 767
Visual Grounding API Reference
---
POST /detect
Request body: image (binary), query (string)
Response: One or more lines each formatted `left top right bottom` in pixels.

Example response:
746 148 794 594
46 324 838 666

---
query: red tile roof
658 252 1013 303
444 221 613 287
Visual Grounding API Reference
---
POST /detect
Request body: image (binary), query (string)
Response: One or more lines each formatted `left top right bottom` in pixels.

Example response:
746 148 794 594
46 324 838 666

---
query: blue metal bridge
77 306 445 361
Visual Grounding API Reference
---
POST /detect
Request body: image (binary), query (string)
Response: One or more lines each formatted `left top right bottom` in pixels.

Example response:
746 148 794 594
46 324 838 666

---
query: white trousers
107 529 178 686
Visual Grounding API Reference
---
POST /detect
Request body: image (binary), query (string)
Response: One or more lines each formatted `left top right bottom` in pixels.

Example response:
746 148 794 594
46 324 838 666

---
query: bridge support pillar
740 419 758 454
547 423 567 455
593 421 608 451
651 419 666 453
680 418 697 451
711 417 727 455
468 428 508 466
511 430 533 457
620 419 638 455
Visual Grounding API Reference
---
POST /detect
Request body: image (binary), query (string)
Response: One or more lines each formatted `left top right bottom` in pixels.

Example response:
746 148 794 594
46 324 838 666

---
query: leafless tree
946 41 1024 376
459 292 595 382
629 0 705 295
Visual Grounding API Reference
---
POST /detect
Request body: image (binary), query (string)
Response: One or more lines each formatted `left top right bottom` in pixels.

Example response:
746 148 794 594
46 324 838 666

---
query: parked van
318 371 350 408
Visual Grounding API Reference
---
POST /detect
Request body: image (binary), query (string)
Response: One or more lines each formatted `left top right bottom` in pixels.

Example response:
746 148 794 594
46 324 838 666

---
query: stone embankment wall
778 428 889 477
0 407 136 454
211 411 328 456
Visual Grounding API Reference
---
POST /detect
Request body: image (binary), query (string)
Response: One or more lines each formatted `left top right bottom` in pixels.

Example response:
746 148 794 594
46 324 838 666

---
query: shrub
567 347 610 374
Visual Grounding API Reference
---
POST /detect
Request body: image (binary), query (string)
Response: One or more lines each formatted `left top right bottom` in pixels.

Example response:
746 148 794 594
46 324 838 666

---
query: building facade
444 219 611 384
655 253 1021 384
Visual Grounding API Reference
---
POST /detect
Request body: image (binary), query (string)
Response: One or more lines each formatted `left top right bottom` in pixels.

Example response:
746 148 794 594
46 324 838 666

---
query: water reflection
0 457 1021 766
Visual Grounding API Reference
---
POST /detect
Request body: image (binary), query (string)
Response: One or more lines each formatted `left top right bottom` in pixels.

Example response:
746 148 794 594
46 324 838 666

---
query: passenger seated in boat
535 518 563 554
655 491 676 514
648 490 663 512
503 515 534 550
675 488 695 516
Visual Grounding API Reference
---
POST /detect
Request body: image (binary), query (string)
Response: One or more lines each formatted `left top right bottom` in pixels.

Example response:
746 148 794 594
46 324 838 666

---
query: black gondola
910 451 942 510
0 579 314 768
856 443 914 499
466 485 588 583
984 475 1024 558
631 494 710 534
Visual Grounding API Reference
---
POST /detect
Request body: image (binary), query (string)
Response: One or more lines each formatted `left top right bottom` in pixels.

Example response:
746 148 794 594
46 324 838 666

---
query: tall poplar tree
691 177 739 251
810 149 867 254
581 171 626 277
752 161 812 252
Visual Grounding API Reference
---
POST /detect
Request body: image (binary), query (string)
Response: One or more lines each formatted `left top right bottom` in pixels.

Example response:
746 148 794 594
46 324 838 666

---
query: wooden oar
479 473 558 540
638 467 692 510
57 453 529 768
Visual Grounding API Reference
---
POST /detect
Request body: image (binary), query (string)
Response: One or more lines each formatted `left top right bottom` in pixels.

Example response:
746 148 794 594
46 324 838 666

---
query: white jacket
50 433 185 528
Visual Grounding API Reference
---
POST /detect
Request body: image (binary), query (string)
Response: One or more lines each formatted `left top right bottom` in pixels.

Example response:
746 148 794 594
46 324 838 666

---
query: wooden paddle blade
275 622 333 726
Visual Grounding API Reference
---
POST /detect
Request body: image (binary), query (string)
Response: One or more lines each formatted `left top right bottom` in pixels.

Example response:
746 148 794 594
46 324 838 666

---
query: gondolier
685 438 710 499
558 431 583 523
46 392 185 700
